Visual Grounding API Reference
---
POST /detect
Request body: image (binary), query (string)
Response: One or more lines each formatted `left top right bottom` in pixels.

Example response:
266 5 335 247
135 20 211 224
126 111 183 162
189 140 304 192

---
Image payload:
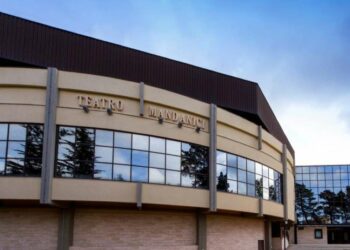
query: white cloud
277 99 350 165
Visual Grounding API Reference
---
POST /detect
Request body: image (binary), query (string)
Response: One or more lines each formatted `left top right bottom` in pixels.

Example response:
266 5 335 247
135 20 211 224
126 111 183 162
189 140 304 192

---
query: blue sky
1 0 350 164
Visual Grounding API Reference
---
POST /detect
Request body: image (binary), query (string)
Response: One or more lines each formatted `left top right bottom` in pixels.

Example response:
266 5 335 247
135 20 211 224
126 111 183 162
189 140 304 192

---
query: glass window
238 182 247 195
132 134 149 151
238 169 246 182
302 167 310 173
94 163 112 180
318 180 325 188
263 165 269 177
0 124 8 140
238 157 246 170
0 141 6 158
114 132 131 148
166 170 180 185
309 167 317 173
181 172 195 187
181 143 191 153
149 168 165 184
310 173 317 181
216 151 226 165
166 140 181 155
269 168 274 179
228 180 237 193
247 184 255 197
5 158 24 175
0 158 4 174
113 164 130 181
7 141 25 158
247 160 255 173
263 188 269 199
247 172 255 184
217 164 227 176
150 137 165 153
59 127 75 143
227 154 237 167
166 155 181 171
255 163 262 175
95 130 113 146
9 124 26 140
295 174 302 181
95 146 113 163
318 173 325 180
132 166 148 182
263 177 269 188
149 153 165 168
227 167 237 180
114 148 131 164
132 150 148 166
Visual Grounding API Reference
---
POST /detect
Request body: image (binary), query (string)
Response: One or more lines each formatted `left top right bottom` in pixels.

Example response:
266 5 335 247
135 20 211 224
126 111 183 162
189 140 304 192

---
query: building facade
0 13 295 250
295 164 350 246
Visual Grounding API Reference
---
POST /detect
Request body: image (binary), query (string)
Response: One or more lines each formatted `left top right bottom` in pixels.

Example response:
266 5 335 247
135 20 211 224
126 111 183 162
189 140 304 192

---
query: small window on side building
314 229 323 239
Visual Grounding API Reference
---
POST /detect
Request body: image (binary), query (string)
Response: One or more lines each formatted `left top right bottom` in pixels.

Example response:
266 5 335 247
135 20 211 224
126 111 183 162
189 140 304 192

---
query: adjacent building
0 12 295 250
295 164 350 246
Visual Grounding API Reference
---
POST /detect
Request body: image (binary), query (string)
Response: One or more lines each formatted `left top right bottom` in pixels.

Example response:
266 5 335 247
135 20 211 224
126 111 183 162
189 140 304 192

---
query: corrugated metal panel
0 12 294 155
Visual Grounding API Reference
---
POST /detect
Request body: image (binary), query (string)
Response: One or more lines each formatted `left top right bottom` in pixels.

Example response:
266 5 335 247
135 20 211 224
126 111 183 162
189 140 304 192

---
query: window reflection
132 150 148 166
114 148 131 164
9 124 26 140
0 124 8 140
95 146 113 163
166 140 181 155
95 130 113 146
113 164 130 181
238 182 247 195
166 170 180 185
0 141 6 158
132 135 149 151
150 137 165 153
149 168 165 184
166 155 180 171
149 153 165 168
94 163 112 180
114 132 131 148
132 166 148 182
0 159 4 174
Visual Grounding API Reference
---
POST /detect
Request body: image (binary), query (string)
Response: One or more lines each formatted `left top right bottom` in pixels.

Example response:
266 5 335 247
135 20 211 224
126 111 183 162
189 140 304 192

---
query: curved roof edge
0 12 294 156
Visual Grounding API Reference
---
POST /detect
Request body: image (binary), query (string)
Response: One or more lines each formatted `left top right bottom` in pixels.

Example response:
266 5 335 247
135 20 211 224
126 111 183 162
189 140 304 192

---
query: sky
1 0 350 165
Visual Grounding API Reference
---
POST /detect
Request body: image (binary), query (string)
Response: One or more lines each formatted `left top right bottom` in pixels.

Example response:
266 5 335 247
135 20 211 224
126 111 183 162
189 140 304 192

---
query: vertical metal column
57 207 75 250
282 144 288 221
209 104 217 212
258 125 263 150
264 219 271 250
40 67 58 204
136 183 142 209
139 81 144 116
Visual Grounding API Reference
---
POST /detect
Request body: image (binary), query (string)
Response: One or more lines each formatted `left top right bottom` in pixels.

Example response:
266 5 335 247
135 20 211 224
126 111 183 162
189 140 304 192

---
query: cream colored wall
0 177 40 200
0 67 295 220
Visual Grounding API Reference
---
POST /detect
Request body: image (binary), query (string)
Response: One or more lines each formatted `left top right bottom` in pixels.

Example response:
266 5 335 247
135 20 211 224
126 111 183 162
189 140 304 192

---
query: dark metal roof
0 12 294 156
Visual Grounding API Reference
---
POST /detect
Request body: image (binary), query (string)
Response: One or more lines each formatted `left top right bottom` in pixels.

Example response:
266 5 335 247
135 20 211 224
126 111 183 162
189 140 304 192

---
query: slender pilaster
40 67 58 204
258 198 263 217
197 211 207 250
258 125 262 150
282 144 288 221
136 183 142 209
209 104 217 212
264 219 271 250
139 81 144 116
57 207 74 250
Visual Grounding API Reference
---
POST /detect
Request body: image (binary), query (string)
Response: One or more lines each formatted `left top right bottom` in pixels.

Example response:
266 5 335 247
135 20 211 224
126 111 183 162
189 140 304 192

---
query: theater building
0 13 295 250
294 164 350 247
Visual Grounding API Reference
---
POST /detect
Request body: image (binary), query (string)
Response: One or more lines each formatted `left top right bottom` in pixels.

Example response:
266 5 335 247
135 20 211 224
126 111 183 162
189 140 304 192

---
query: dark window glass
7 141 25 158
6 159 24 175
255 175 263 198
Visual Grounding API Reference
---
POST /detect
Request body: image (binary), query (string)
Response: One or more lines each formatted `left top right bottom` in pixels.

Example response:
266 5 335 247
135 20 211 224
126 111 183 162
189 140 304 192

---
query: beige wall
0 208 59 250
207 215 264 250
297 226 327 245
0 67 295 221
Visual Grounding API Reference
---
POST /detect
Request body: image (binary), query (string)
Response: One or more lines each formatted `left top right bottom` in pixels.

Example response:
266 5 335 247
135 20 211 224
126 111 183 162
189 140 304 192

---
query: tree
217 172 229 192
295 183 321 224
319 190 338 224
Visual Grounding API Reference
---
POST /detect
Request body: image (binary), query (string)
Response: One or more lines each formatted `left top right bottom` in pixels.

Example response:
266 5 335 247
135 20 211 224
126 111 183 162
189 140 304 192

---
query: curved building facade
0 13 295 250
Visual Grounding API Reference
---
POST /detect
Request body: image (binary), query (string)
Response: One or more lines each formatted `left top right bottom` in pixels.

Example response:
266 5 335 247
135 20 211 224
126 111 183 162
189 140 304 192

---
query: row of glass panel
0 123 283 203
296 165 350 174
216 150 282 202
